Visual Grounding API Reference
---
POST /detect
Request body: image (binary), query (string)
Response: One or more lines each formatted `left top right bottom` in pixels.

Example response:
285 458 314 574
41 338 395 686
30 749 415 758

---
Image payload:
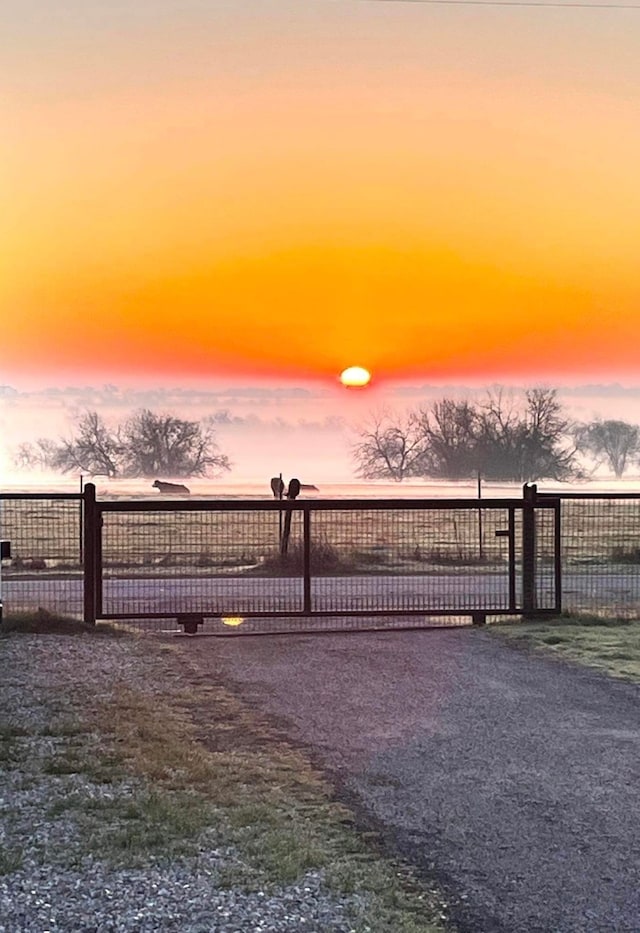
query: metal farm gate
78 484 560 634
8 484 640 632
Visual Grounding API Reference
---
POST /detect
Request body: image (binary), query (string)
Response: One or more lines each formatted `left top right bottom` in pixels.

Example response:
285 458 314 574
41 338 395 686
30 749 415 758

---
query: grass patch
416 548 501 567
0 722 29 739
0 846 23 875
0 721 29 766
0 610 120 637
256 536 357 576
84 789 218 864
610 546 640 564
493 614 640 683
76 679 447 930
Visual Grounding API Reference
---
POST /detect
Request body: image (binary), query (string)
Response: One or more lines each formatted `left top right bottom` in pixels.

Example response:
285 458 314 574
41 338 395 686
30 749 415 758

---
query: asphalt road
177 628 640 933
4 570 638 621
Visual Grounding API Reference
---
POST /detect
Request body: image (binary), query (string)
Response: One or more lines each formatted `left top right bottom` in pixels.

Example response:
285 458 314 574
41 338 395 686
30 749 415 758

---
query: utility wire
355 0 640 10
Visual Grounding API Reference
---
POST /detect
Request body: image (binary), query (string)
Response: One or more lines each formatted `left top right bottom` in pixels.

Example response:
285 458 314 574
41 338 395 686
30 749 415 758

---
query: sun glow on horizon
340 366 371 388
3 3 640 385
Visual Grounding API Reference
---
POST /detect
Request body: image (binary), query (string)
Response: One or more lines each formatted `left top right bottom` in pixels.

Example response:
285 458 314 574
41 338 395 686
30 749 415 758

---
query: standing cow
152 480 190 495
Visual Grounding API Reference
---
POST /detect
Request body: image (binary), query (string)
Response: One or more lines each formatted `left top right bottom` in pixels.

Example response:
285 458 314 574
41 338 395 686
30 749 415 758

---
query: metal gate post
83 483 97 625
303 506 312 615
522 483 537 618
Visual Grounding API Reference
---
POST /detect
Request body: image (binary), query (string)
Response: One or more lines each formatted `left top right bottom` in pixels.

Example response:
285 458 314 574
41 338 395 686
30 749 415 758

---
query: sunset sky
3 0 640 389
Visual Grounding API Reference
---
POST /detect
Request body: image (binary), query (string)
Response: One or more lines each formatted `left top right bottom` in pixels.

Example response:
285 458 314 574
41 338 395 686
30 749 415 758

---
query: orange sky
2 1 640 386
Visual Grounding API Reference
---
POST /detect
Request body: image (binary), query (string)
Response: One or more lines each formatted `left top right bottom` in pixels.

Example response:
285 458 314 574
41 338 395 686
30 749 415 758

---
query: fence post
280 504 292 555
83 482 97 625
522 483 537 619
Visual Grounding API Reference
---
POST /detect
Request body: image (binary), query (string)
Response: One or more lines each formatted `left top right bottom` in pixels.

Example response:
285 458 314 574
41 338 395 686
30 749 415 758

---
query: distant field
2 494 639 573
2 496 533 576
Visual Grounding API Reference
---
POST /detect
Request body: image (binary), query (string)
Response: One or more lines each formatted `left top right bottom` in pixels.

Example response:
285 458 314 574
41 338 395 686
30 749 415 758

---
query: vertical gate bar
554 498 562 613
78 477 84 565
508 506 516 610
95 509 103 618
477 472 484 561
522 484 537 618
303 506 312 615
83 482 97 625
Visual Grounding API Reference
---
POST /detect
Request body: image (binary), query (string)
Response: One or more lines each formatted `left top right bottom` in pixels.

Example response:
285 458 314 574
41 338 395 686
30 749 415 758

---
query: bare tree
353 410 427 481
13 438 58 470
478 388 581 482
15 408 232 480
354 389 582 484
119 409 231 478
417 399 481 479
52 411 121 477
574 419 640 478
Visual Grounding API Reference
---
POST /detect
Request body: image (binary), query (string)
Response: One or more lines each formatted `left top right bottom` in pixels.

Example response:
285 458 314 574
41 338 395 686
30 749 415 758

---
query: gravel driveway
179 627 640 932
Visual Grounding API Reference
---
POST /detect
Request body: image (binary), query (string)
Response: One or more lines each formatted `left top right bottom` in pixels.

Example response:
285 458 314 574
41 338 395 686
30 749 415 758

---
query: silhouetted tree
353 389 582 483
13 438 58 471
353 410 427 481
417 399 481 479
574 419 640 478
51 411 121 477
15 409 231 479
119 409 230 478
476 388 581 482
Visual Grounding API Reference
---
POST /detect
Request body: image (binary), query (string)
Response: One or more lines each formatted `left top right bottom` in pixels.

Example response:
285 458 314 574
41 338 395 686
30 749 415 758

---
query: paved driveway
178 628 640 932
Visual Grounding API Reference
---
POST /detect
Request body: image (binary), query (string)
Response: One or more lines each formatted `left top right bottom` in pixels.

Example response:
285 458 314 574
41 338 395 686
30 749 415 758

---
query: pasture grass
493 614 640 683
4 496 640 580
1 499 517 577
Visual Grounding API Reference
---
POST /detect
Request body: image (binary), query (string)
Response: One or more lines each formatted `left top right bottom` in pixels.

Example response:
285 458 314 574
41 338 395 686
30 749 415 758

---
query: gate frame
81 484 562 629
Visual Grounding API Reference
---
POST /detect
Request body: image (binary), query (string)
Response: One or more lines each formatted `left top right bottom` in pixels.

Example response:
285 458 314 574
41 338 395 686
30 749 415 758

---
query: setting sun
340 366 371 388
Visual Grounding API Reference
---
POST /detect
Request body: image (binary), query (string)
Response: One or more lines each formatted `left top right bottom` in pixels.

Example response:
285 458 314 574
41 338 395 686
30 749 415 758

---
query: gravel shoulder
183 627 640 933
0 630 447 933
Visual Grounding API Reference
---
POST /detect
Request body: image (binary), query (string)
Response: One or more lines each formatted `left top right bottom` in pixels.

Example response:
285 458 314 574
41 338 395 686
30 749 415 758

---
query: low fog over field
2 380 640 492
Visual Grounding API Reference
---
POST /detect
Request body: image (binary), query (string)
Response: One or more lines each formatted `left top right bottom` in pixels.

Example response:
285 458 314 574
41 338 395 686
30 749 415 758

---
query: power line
355 0 640 9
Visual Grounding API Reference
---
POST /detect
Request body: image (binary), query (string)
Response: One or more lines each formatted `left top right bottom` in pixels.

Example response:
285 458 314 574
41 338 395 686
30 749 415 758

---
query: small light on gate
222 616 245 627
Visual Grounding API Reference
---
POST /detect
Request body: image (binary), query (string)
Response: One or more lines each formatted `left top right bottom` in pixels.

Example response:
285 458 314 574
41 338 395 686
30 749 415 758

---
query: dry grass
95 682 447 929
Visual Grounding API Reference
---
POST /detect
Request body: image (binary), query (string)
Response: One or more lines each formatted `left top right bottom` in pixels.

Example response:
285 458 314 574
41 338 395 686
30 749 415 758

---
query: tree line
13 391 640 483
353 389 640 482
15 409 231 479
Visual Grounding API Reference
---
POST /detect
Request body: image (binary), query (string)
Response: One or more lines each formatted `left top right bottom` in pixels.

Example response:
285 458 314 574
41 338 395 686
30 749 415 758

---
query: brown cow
152 480 190 495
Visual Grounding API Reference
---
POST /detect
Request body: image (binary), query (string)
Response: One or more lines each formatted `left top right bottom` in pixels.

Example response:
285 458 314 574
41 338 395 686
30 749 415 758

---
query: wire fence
3 487 640 631
538 493 640 618
0 494 84 618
